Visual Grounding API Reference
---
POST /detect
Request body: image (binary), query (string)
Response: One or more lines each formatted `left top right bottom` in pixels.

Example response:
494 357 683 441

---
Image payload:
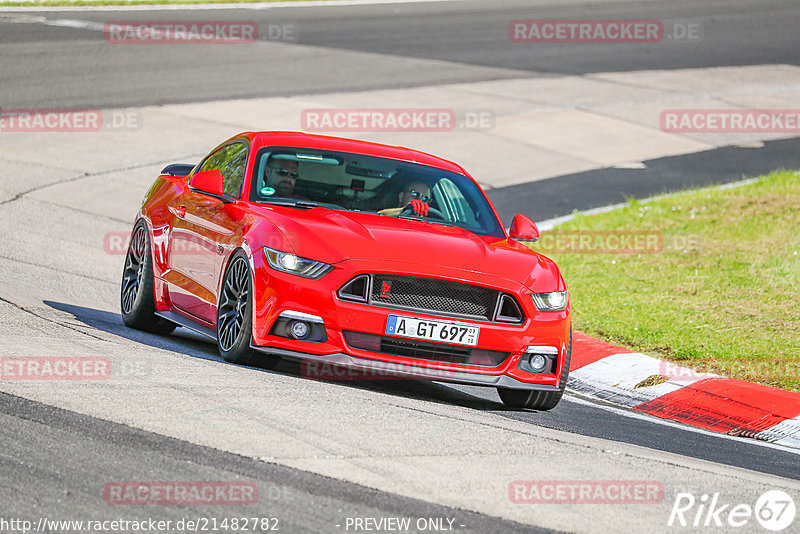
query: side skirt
155 310 217 340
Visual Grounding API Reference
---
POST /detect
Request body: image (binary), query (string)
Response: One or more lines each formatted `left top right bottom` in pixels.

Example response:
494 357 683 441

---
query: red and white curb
568 332 800 450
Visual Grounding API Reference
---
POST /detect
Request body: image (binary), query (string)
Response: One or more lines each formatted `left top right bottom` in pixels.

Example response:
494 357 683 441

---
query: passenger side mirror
509 214 539 242
189 170 225 199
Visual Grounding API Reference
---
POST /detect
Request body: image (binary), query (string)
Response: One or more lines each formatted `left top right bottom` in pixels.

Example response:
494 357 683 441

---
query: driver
265 156 300 198
378 180 431 217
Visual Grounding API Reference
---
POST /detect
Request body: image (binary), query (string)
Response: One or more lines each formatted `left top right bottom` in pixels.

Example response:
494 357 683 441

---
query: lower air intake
343 330 508 367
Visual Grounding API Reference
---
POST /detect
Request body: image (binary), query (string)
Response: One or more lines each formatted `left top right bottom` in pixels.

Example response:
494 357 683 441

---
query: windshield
250 147 505 237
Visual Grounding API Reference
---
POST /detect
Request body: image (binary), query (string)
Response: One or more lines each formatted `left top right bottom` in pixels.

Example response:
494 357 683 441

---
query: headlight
531 290 568 311
263 247 333 279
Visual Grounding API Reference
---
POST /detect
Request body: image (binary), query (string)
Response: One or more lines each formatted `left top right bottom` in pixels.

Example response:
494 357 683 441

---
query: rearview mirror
189 169 225 198
509 214 539 242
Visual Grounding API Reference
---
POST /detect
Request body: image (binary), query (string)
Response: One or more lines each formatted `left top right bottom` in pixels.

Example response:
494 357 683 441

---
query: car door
166 142 249 325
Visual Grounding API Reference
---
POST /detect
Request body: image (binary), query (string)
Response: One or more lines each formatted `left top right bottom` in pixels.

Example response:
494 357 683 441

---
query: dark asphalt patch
487 136 800 223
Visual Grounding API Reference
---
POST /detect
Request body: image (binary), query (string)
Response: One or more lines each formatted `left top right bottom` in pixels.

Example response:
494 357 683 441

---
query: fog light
289 320 310 339
529 354 548 372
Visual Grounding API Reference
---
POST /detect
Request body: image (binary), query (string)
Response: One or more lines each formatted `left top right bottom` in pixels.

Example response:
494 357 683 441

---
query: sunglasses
268 166 299 180
408 190 431 202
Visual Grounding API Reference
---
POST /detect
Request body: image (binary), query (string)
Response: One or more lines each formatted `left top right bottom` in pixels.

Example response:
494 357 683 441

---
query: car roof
241 131 467 175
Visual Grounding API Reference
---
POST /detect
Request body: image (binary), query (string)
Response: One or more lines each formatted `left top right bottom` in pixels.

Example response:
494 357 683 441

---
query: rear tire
498 329 572 410
120 222 176 335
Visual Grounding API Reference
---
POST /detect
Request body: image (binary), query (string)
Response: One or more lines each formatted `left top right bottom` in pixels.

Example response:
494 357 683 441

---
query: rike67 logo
669 490 796 531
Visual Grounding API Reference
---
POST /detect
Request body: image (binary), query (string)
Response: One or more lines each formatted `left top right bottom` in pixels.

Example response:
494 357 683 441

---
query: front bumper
250 344 561 390
249 254 570 389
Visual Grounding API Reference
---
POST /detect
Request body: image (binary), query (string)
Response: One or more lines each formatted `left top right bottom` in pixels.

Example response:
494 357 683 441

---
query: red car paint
134 131 570 392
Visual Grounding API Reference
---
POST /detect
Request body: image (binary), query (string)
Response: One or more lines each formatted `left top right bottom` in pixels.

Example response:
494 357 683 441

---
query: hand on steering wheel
406 199 429 217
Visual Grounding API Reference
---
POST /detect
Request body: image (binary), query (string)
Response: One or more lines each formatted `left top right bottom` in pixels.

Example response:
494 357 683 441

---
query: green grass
530 170 800 392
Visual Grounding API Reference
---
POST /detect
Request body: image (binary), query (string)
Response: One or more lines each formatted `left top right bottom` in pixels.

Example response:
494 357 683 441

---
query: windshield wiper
397 215 458 227
291 201 322 209
259 199 323 209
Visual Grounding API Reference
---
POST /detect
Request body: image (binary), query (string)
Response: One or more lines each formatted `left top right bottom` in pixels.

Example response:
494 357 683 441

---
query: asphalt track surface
1 0 799 108
2 1 800 532
0 391 540 534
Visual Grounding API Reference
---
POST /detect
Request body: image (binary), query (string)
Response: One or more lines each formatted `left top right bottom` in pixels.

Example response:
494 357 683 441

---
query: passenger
378 180 431 217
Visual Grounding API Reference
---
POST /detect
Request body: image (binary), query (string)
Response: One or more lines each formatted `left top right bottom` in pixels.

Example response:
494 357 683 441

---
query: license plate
385 315 479 347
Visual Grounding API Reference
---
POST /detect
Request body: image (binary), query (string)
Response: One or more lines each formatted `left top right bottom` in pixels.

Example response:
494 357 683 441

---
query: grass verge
530 170 800 392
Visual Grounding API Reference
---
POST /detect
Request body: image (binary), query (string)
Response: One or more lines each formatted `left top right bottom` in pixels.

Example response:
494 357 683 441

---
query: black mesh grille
343 331 509 367
369 274 498 320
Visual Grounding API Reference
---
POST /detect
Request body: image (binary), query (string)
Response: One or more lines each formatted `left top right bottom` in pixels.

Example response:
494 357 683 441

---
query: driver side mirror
509 214 540 242
189 170 225 199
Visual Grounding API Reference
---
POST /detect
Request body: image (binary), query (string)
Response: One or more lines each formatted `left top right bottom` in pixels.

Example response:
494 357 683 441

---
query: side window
221 143 248 198
198 142 248 198
199 147 225 173
433 178 477 225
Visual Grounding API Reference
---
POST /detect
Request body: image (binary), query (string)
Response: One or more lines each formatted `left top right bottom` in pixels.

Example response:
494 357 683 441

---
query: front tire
498 329 572 411
120 222 176 335
216 252 278 369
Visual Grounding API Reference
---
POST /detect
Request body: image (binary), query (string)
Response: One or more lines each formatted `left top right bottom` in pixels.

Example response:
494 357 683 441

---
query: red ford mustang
121 132 571 410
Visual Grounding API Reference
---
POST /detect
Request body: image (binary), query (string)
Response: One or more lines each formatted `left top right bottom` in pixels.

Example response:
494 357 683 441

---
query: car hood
249 205 565 291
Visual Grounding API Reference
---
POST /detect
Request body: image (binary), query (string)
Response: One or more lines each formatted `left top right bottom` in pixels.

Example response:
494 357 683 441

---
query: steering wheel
399 204 445 219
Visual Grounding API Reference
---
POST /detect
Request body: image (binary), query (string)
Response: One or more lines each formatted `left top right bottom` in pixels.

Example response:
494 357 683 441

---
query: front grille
369 274 499 320
343 331 509 367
